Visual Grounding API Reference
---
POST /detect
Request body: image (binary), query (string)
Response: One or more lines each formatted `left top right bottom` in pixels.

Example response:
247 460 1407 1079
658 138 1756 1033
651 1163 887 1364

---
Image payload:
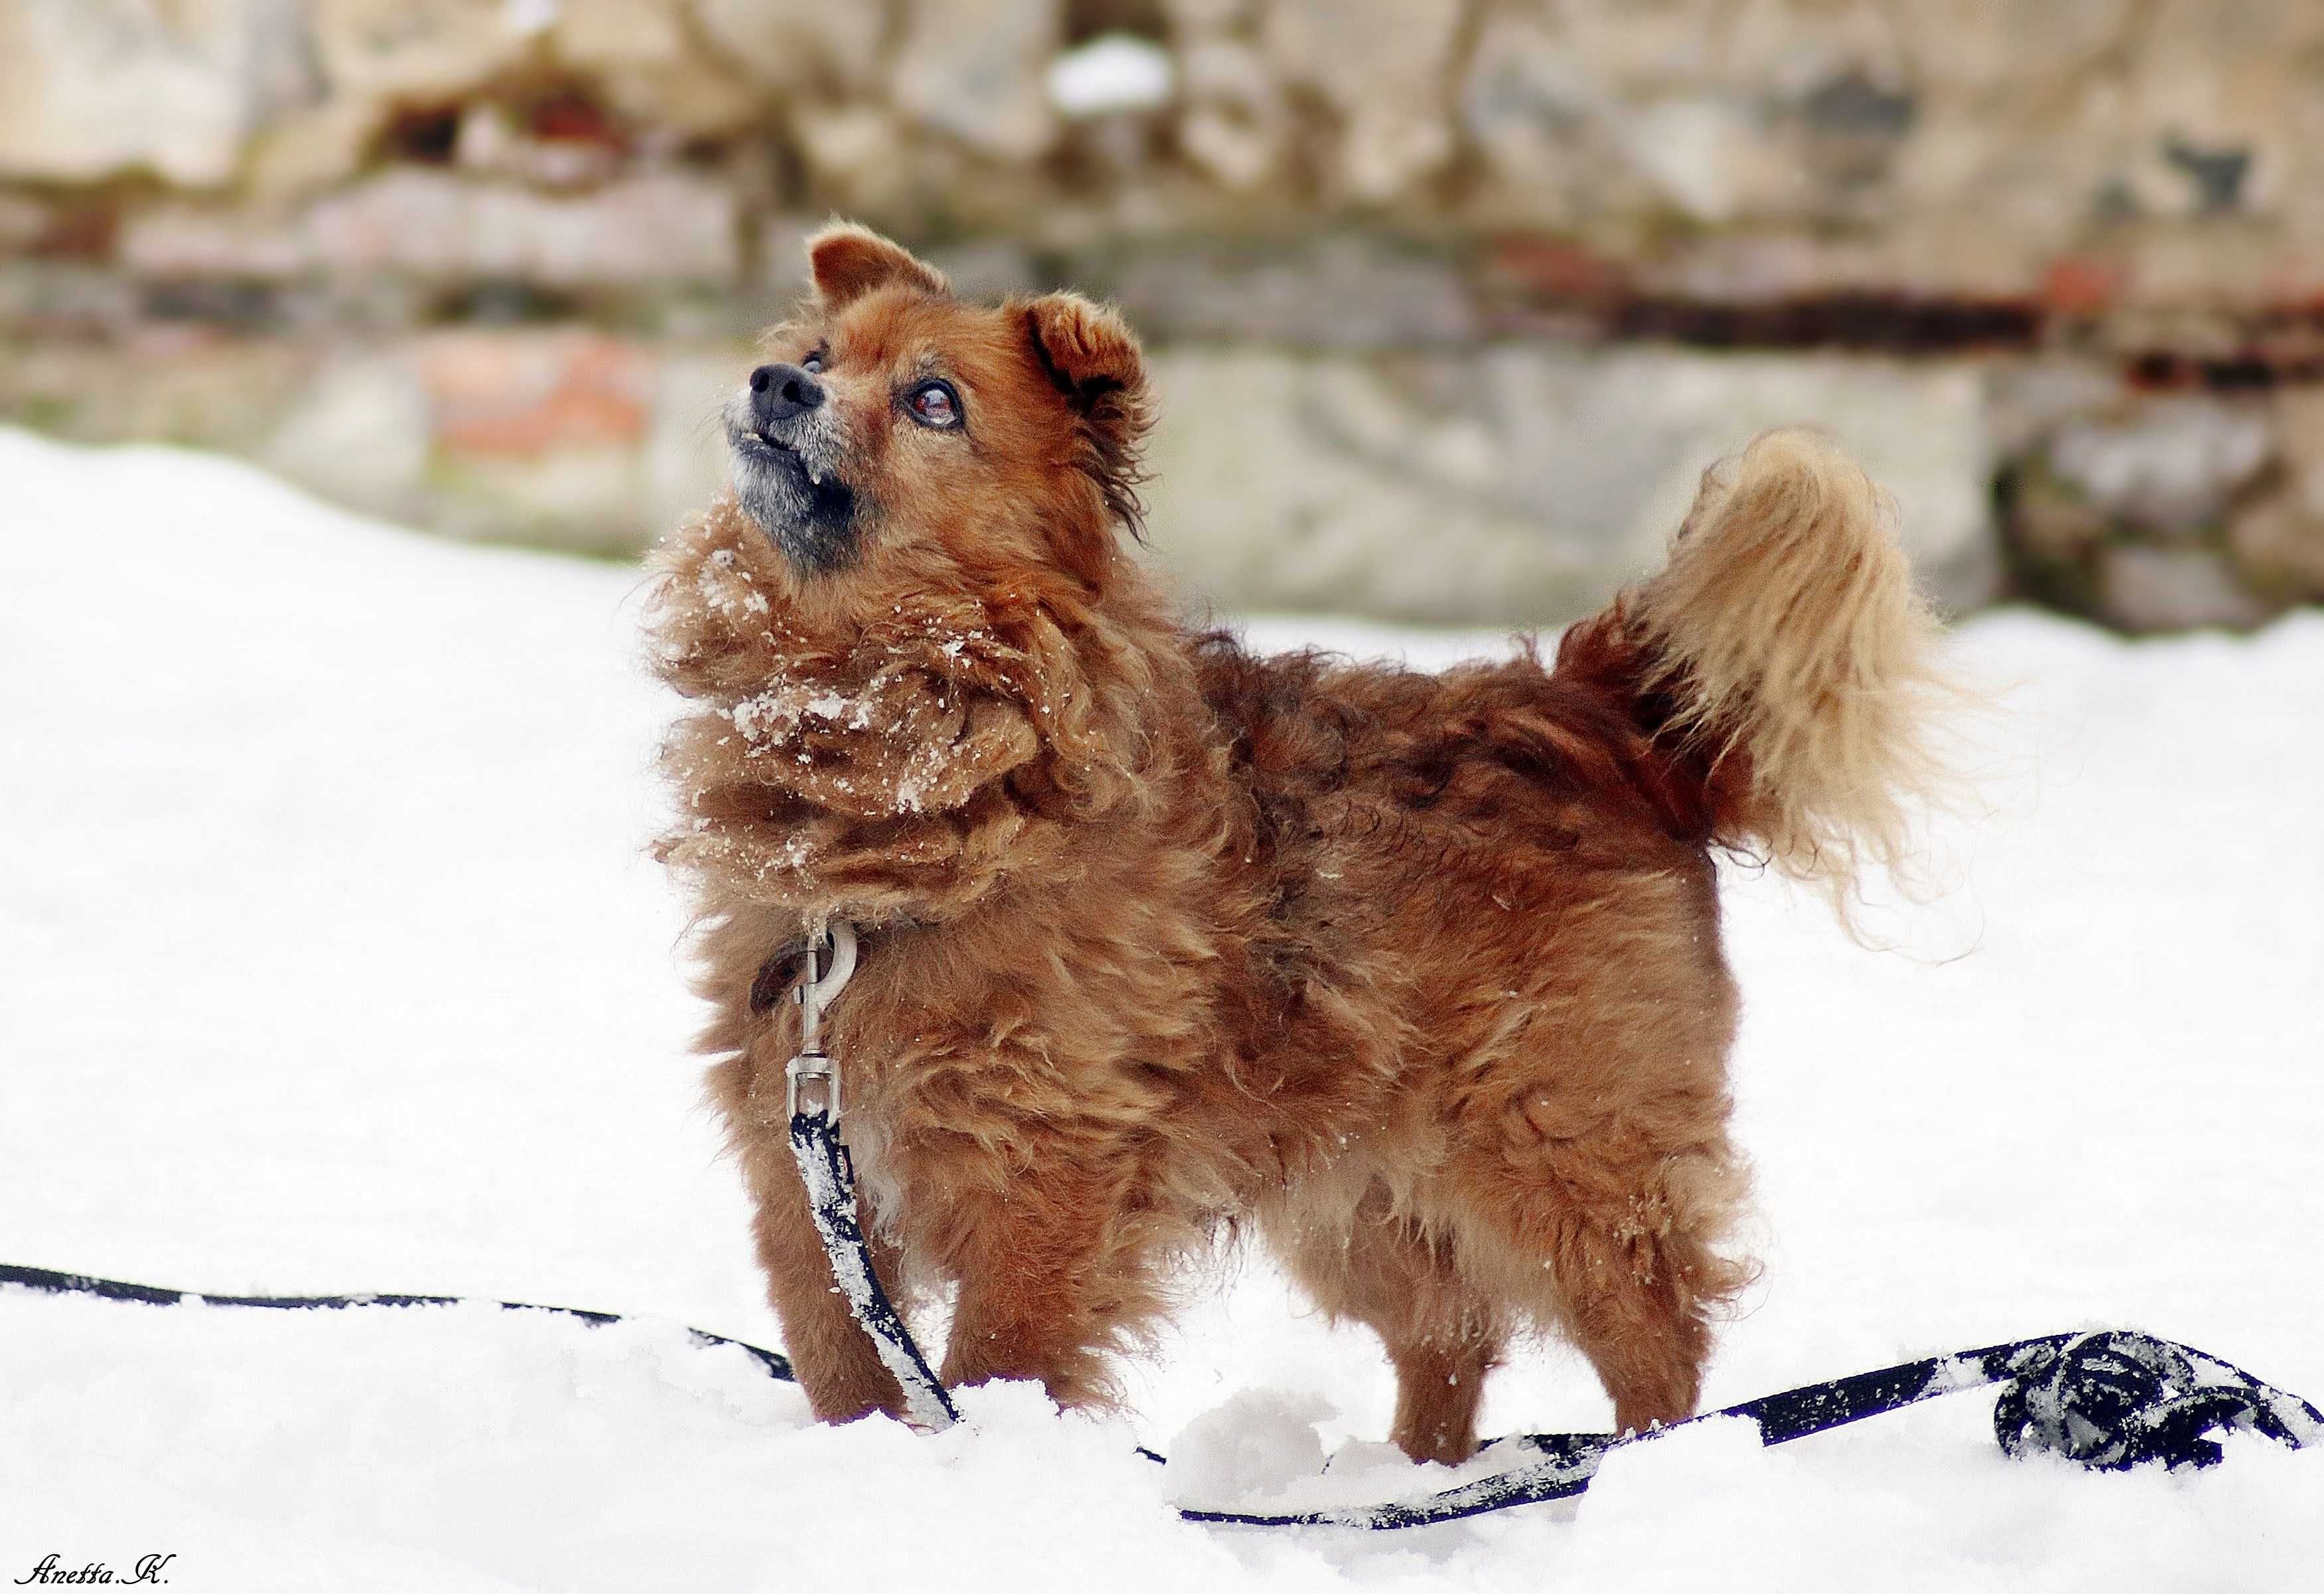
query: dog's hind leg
1452 1120 1748 1437
1270 1181 1507 1464
1427 858 1752 1436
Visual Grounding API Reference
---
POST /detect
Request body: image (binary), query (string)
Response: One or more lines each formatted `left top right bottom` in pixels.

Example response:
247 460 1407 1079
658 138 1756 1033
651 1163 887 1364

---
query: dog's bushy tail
1560 428 1959 919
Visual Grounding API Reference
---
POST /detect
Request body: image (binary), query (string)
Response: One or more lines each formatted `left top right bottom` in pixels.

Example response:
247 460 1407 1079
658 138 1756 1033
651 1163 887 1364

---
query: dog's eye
907 381 961 429
801 352 825 374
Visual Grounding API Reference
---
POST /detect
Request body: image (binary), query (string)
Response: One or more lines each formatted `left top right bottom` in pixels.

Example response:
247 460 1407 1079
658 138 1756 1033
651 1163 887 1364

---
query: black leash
0 1260 790 1381
1183 1328 2324 1528
788 1107 959 1431
5 1234 2317 1532
9 1220 2319 1532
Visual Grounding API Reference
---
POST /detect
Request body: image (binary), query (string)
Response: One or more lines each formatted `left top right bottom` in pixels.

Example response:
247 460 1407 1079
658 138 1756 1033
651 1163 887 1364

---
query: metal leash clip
784 921 858 1122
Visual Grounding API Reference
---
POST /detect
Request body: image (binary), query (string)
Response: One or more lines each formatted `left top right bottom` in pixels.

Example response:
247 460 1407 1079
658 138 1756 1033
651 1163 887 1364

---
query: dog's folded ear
807 222 950 310
1023 293 1143 402
1023 293 1153 542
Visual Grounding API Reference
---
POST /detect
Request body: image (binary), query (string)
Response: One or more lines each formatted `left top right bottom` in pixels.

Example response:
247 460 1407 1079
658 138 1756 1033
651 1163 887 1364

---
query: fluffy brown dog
647 224 1951 1462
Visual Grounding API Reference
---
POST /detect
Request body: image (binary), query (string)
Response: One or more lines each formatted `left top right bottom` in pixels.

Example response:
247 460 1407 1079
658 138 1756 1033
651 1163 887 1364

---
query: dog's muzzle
725 384 859 571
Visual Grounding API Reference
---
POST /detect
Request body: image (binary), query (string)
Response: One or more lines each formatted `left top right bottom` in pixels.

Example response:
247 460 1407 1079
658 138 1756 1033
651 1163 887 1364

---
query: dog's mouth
734 428 833 486
728 424 861 567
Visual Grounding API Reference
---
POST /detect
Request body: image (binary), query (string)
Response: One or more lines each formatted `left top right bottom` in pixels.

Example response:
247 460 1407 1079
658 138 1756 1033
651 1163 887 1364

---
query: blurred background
3 0 2321 630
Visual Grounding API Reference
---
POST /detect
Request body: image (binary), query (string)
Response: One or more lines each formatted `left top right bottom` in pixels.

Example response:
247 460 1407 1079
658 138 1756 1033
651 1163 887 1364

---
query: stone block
0 194 54 254
788 105 920 216
304 171 744 286
262 347 432 518
1542 0 1726 89
1611 94 1799 224
693 0 892 97
890 0 1061 161
126 170 743 287
2097 545 2275 631
2046 397 2275 535
0 0 313 187
2228 495 2324 603
418 329 649 456
646 349 749 537
2119 0 2324 222
252 331 756 554
1461 11 1600 213
1262 0 1463 203
549 0 761 135
1140 345 1997 624
2226 387 2324 601
1893 0 2133 99
307 0 539 106
121 202 315 280
1174 37 1290 193
1103 237 1477 348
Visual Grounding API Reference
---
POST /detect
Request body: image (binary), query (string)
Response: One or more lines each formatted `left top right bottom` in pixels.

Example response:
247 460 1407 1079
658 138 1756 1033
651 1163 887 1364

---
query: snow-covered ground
3 428 2318 1591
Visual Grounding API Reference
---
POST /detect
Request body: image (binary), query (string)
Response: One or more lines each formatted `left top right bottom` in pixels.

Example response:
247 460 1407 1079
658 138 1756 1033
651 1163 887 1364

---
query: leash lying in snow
10 1245 2319 1533
7 929 2317 1530
1174 1329 2324 1529
5 1263 2317 1530
0 1260 795 1382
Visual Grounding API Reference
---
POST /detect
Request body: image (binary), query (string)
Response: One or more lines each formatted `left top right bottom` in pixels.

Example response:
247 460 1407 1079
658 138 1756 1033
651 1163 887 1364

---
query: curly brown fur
648 226 1955 1461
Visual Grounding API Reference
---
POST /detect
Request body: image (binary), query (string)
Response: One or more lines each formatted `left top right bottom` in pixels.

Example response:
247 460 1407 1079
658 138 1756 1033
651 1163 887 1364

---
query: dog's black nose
748 363 824 426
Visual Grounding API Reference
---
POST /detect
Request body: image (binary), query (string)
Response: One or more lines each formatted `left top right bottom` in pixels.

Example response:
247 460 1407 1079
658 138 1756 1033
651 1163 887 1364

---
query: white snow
1046 34 1177 119
3 428 2319 1589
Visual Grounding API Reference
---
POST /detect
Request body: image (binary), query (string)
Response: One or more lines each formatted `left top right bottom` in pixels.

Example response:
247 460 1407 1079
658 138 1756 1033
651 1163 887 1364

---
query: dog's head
726 224 1151 594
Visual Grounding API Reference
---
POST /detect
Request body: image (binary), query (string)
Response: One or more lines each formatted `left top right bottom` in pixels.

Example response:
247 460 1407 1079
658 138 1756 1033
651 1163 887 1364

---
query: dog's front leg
935 1175 1152 1409
733 1130 912 1424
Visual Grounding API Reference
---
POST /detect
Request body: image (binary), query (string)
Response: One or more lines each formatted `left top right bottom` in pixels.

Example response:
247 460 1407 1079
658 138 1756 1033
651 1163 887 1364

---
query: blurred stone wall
4 0 2323 628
